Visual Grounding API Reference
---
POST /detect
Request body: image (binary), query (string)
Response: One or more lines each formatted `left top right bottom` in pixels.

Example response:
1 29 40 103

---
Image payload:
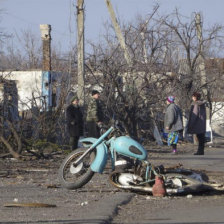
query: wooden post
195 13 212 143
105 0 132 66
195 13 207 96
77 0 85 106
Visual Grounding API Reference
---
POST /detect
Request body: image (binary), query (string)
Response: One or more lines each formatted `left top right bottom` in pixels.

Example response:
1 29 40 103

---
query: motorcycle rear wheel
109 171 205 195
163 173 205 194
58 148 95 190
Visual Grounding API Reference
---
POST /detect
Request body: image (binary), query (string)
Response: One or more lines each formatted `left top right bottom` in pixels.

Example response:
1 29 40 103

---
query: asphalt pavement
151 144 224 172
0 144 224 224
73 144 224 224
111 144 224 224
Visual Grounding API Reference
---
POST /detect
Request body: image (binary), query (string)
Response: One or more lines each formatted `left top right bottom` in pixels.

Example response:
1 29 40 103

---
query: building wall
2 71 42 111
211 102 224 137
2 70 67 112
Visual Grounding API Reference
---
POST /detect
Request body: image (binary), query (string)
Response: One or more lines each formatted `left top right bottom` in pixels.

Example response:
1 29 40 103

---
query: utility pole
140 25 148 64
105 0 132 66
195 13 212 143
195 13 207 96
40 24 52 110
77 0 85 105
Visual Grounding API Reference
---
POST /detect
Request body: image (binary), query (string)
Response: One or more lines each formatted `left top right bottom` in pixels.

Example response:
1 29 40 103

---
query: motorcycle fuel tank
113 136 147 160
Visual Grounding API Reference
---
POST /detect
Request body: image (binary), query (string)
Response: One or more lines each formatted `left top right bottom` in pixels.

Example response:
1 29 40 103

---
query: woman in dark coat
66 96 83 150
187 92 206 155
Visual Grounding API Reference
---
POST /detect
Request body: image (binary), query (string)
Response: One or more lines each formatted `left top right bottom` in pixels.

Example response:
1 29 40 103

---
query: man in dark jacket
66 95 83 150
164 96 183 154
86 90 103 138
187 92 206 155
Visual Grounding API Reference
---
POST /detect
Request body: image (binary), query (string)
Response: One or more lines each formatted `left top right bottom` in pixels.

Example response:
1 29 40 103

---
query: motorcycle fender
79 137 108 173
91 142 108 174
79 137 97 148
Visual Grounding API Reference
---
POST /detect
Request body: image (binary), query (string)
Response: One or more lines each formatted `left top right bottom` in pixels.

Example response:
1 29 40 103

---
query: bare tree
84 8 224 140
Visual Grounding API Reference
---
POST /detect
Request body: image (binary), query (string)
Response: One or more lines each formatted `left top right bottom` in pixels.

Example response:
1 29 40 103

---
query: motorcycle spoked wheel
58 148 96 190
163 173 206 195
109 171 205 195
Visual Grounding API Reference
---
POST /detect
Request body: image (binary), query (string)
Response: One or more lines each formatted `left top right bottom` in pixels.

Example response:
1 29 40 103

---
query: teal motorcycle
58 122 222 195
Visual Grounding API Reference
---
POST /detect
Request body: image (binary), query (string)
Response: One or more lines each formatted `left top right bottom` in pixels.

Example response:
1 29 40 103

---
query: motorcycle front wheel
58 148 96 190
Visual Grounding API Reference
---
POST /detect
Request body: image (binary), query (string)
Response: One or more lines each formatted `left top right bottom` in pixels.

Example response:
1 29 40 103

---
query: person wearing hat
187 92 206 155
66 95 83 150
86 90 104 138
164 96 183 154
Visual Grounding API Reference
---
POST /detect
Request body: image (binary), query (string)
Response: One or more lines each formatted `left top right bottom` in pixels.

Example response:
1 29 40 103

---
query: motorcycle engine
118 173 143 186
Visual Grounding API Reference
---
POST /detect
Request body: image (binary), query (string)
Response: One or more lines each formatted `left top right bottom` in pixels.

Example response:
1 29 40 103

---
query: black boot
194 133 205 155
194 147 204 155
194 152 204 155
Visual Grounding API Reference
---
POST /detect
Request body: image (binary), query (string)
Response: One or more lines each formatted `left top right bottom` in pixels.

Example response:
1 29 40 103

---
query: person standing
66 95 83 150
187 92 206 155
164 96 183 154
86 90 103 138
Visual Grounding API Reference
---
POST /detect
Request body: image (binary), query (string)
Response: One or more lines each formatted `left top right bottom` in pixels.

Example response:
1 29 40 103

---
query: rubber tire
58 148 95 190
164 173 202 185
164 172 204 194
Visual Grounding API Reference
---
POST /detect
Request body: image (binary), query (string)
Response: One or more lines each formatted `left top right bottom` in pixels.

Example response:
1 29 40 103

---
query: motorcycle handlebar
113 120 126 134
98 118 126 136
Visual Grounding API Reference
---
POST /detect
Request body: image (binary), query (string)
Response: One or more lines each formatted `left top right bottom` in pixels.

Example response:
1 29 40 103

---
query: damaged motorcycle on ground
58 121 223 196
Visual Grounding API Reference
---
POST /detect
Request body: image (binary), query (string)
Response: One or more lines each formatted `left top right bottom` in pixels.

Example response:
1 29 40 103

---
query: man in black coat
66 95 83 150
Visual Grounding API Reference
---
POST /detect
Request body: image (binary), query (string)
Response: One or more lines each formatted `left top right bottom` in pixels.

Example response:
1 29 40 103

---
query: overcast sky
1 0 224 53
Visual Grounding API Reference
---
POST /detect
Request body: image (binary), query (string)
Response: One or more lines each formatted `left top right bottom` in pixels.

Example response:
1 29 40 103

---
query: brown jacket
187 101 206 134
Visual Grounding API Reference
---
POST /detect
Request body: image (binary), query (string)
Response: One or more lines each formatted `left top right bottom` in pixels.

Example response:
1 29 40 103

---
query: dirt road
112 145 224 224
0 144 224 224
